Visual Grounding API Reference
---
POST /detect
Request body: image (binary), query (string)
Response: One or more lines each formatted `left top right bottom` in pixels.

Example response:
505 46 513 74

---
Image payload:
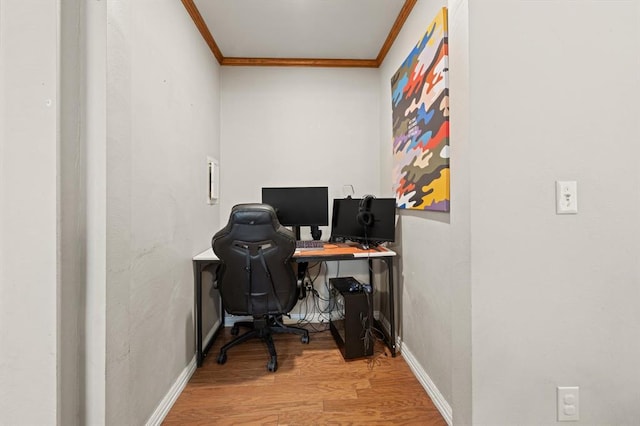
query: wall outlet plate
557 386 579 421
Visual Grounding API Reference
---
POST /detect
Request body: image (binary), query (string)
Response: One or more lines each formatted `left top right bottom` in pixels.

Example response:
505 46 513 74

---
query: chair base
217 315 309 372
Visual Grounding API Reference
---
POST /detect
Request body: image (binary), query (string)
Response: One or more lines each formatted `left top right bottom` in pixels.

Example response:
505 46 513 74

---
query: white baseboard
145 356 196 426
146 318 224 425
400 341 453 426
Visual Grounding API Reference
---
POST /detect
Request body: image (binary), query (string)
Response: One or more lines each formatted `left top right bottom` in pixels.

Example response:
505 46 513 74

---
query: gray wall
4 0 640 424
382 0 640 424
219 67 381 218
103 1 221 424
60 0 88 423
469 1 640 423
1 0 221 424
0 1 60 424
378 0 456 415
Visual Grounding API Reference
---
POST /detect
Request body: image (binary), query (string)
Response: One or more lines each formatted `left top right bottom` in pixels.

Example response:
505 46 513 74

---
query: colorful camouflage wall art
391 7 449 211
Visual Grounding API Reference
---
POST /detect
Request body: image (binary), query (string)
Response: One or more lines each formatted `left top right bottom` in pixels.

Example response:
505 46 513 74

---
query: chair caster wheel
301 335 309 344
217 352 227 365
267 358 278 372
230 325 239 336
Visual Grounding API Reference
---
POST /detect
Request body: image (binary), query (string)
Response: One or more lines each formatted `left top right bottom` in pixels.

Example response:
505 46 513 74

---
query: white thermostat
207 157 219 204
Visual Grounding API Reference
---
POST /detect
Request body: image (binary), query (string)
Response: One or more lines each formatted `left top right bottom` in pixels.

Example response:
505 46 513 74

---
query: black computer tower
329 277 374 360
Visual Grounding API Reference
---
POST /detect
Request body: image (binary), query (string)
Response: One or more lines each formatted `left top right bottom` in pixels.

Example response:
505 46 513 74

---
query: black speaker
357 195 375 227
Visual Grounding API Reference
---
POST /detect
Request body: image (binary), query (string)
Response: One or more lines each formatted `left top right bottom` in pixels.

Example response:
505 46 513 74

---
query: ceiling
182 0 416 67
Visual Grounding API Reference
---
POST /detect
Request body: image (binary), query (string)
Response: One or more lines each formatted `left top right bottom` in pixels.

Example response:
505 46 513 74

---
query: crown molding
182 0 416 68
181 0 223 64
221 57 379 68
377 0 416 65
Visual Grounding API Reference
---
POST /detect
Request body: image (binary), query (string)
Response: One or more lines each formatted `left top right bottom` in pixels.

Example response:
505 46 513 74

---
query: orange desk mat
294 243 391 257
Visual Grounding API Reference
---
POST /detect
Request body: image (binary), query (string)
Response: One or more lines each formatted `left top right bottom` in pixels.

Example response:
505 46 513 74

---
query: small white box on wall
207 157 219 204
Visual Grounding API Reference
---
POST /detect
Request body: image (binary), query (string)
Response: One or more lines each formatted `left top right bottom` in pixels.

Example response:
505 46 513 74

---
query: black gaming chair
212 203 309 372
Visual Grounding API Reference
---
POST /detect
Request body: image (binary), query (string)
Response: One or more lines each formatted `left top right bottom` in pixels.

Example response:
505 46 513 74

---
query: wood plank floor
164 325 447 425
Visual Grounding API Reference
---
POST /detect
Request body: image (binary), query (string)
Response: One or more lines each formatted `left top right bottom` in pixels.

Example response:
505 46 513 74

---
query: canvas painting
391 7 449 211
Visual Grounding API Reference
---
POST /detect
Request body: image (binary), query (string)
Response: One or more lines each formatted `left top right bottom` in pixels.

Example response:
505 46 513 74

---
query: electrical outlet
556 181 578 214
557 386 579 421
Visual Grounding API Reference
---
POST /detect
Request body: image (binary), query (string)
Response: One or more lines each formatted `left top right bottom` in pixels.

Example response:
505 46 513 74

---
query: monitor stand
310 225 322 241
293 226 322 241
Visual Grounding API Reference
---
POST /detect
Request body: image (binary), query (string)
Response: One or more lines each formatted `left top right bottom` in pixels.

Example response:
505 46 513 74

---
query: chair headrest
229 203 278 226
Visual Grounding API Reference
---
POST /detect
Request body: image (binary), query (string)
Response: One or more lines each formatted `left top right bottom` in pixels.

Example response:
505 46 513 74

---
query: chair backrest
212 203 297 316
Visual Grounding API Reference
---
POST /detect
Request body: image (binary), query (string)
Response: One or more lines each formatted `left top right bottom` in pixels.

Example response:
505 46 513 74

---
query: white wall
220 67 381 218
378 0 457 418
469 1 640 424
102 1 221 424
446 2 471 424
0 1 60 424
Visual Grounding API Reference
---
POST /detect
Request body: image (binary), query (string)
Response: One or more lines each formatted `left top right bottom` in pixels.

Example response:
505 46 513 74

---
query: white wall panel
0 1 59 424
469 1 640 423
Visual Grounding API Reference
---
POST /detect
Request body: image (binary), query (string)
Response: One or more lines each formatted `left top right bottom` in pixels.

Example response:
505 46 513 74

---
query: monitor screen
261 186 329 227
330 197 396 244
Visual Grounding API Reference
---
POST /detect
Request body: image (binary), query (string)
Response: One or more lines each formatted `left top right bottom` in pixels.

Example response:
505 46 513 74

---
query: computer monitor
330 197 396 246
261 186 329 238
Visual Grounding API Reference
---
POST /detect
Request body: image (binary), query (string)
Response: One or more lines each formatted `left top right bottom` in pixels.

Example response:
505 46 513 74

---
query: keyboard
295 240 324 251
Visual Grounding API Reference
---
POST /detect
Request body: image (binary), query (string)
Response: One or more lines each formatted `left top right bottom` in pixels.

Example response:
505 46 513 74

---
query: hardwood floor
164 325 447 425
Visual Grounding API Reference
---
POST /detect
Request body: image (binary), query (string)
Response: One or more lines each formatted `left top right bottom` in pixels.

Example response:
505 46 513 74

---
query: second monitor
330 197 396 248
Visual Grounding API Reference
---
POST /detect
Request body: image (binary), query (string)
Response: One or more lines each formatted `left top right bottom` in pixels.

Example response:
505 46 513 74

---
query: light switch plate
556 181 578 214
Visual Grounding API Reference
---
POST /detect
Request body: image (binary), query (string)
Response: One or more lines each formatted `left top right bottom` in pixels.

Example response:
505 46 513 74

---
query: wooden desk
192 243 397 367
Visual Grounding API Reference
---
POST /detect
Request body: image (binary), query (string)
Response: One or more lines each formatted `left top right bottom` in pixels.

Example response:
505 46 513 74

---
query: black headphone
357 195 375 227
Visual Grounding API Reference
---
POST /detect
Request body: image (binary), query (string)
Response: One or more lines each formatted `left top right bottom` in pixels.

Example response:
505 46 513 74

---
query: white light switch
556 181 578 214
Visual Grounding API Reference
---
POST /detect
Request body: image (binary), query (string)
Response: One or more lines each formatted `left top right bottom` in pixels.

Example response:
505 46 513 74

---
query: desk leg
386 257 396 357
369 258 397 357
297 262 309 299
194 260 204 367
195 261 225 367
202 287 224 361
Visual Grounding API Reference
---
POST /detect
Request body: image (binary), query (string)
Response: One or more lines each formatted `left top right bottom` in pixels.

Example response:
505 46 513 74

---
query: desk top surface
193 243 396 262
